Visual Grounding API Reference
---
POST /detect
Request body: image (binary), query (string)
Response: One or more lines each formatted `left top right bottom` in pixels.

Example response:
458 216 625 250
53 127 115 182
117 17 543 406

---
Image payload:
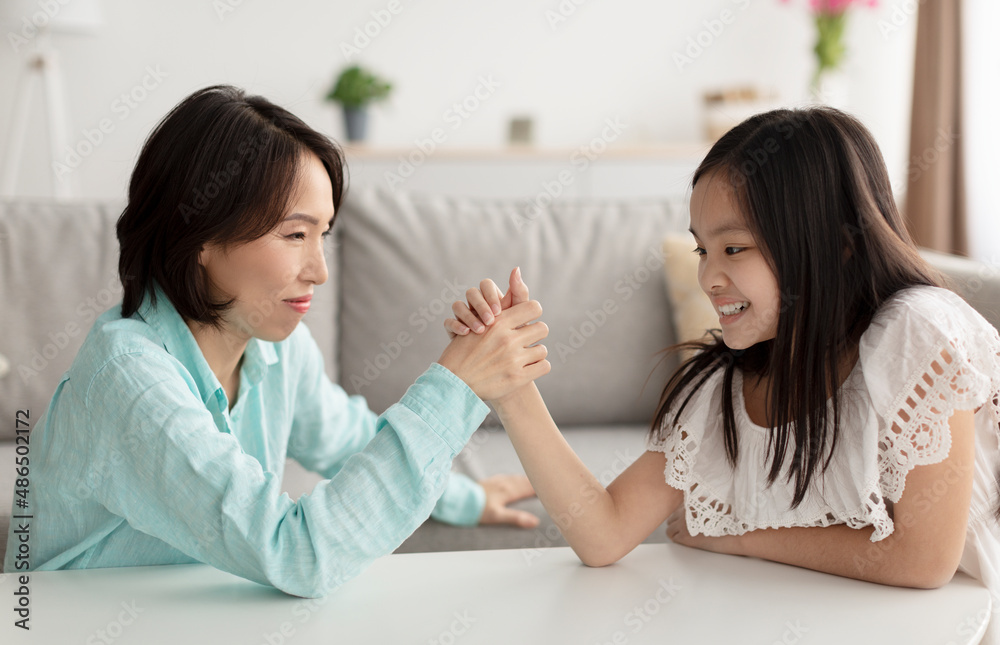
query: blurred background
0 0 996 258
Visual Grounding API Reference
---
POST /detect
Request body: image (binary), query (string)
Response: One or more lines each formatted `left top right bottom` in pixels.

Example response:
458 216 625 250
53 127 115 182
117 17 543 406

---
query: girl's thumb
507 266 529 306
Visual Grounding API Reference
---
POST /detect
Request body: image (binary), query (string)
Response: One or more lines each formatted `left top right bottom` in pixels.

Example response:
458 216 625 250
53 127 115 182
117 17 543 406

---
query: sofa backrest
0 200 337 441
335 187 690 427
3 194 998 441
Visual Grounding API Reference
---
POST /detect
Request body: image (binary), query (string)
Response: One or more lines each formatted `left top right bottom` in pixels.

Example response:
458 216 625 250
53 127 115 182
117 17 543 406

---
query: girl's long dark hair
650 107 943 507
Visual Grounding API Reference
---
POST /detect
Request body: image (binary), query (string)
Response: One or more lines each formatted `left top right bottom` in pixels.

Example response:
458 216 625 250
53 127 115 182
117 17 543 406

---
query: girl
3 85 551 596
449 107 1000 639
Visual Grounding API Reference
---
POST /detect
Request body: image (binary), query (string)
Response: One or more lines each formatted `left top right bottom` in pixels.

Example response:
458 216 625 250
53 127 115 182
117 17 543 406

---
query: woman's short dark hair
116 84 346 325
650 106 943 507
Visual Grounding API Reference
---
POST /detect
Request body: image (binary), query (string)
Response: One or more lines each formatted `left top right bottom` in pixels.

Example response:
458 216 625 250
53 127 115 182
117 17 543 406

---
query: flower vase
809 10 850 108
810 69 849 109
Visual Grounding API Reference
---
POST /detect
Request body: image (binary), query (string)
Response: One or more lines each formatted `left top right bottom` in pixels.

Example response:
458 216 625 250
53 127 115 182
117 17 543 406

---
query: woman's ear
198 244 213 268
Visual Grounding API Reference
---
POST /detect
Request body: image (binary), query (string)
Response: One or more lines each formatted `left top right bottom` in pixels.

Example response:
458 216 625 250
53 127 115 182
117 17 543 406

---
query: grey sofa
2 187 998 566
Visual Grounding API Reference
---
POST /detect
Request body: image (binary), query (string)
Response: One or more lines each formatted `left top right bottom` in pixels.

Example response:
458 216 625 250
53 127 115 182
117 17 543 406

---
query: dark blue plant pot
343 107 368 142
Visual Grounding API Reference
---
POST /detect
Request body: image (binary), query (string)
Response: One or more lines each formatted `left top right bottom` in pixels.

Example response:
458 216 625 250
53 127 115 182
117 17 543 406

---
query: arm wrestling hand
478 474 540 528
445 267 530 338
437 299 550 402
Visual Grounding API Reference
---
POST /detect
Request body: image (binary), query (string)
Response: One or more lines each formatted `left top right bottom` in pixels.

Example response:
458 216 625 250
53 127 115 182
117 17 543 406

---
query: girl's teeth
719 302 749 316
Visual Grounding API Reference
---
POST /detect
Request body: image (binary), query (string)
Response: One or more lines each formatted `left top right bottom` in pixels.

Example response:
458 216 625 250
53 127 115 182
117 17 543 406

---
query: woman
4 85 550 597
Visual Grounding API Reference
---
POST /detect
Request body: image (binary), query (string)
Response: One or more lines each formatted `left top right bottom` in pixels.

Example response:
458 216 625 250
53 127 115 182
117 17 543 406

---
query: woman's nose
304 239 329 285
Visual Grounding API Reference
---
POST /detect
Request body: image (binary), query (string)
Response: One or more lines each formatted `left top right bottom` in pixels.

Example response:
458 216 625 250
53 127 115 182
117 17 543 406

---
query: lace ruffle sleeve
859 287 1000 505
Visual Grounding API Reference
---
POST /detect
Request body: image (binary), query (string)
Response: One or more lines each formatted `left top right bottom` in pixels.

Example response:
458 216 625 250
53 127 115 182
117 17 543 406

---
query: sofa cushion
0 201 124 442
336 187 689 426
662 233 718 347
919 248 1000 332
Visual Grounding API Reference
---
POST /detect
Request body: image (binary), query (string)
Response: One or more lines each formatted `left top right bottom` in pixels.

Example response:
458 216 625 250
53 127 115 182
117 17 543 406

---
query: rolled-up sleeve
286 327 486 527
83 348 488 597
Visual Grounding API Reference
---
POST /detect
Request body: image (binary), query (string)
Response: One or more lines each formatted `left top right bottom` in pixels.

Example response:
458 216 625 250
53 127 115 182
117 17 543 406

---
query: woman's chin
253 321 300 343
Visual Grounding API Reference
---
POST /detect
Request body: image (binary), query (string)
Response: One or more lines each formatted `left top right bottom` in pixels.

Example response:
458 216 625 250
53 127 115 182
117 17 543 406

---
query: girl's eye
287 232 307 241
693 246 706 256
321 229 332 238
725 246 744 255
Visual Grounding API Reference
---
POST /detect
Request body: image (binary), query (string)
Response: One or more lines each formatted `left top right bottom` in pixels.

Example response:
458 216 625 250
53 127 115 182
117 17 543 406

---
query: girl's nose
698 255 728 293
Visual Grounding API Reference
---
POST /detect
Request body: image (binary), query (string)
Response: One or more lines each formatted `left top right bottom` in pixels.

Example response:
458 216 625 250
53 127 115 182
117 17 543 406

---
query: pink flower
790 0 878 13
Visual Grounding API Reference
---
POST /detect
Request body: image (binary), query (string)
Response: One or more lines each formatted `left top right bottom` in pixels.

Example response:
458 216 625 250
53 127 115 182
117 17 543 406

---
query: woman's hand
446 267 530 338
665 507 744 556
478 474 540 528
437 299 549 402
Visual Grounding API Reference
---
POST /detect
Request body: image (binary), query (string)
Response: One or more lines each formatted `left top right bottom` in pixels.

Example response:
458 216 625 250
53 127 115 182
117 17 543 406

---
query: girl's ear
841 226 857 262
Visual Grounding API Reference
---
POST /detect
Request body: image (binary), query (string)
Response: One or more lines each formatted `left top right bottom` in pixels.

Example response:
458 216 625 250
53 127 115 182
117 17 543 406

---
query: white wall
964 0 1000 264
0 0 917 201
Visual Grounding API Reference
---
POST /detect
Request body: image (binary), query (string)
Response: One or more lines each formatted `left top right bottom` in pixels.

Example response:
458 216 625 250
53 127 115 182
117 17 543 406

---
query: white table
1 543 991 644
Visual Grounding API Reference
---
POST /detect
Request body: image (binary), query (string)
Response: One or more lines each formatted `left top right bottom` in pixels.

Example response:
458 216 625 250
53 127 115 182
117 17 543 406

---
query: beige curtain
905 0 967 255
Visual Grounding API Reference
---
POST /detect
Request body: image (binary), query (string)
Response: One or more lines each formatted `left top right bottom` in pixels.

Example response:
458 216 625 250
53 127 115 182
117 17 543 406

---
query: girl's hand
665 507 744 556
478 474 540 528
437 299 550 402
446 267 530 338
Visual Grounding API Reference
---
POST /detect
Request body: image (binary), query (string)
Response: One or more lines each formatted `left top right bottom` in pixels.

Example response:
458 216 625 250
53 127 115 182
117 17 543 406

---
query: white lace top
648 286 1000 598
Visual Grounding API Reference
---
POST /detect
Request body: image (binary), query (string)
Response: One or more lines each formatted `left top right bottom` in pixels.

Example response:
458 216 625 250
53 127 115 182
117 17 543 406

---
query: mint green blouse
4 287 488 596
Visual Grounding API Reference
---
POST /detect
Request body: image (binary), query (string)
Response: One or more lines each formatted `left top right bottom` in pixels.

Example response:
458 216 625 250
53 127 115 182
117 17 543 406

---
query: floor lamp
0 0 103 200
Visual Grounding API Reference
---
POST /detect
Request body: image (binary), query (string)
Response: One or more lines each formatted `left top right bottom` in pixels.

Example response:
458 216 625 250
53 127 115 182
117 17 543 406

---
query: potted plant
325 65 392 142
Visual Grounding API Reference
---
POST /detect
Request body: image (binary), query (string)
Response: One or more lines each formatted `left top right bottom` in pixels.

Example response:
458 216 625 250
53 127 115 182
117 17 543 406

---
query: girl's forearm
736 522 958 589
491 384 624 564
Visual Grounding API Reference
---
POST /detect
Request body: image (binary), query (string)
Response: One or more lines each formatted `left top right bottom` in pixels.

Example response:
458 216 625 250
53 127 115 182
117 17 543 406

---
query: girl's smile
689 171 780 351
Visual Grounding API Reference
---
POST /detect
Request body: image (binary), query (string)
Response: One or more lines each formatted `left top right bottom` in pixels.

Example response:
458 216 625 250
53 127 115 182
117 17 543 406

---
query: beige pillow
662 234 718 350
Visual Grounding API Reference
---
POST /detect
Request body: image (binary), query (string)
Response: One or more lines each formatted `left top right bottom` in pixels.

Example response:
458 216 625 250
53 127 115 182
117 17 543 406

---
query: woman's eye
287 232 307 241
693 246 706 256
321 229 332 238
725 246 744 255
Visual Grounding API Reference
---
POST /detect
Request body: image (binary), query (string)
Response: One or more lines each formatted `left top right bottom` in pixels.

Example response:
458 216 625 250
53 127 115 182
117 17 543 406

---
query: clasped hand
437 267 549 529
437 267 550 404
